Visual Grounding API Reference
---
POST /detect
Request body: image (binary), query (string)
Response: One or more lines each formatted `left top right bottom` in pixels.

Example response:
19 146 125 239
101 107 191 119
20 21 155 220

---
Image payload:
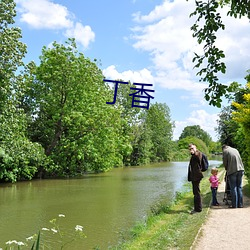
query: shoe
212 203 220 206
190 209 201 214
228 205 236 208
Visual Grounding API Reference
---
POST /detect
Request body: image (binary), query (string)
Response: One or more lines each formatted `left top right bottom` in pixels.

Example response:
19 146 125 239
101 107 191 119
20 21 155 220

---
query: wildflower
75 225 83 232
26 236 34 241
51 228 58 233
58 214 65 217
42 228 50 231
6 240 17 245
17 242 25 246
5 240 25 246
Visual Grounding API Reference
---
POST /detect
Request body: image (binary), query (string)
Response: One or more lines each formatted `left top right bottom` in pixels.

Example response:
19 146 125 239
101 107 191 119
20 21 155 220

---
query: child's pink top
209 175 219 188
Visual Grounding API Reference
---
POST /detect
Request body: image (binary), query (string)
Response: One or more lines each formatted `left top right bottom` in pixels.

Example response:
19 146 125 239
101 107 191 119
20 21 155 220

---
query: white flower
17 242 25 246
26 236 34 241
5 240 24 246
51 228 58 233
58 214 65 217
75 225 83 232
6 240 17 245
42 227 50 231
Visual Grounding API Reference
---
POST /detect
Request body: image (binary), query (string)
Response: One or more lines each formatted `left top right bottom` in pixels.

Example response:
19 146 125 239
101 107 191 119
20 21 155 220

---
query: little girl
209 168 220 206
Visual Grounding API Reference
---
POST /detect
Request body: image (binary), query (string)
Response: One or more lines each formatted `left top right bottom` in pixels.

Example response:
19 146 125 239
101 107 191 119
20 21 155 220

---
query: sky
14 0 250 141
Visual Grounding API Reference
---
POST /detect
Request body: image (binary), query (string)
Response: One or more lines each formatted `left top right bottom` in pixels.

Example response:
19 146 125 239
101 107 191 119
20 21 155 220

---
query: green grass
111 171 225 250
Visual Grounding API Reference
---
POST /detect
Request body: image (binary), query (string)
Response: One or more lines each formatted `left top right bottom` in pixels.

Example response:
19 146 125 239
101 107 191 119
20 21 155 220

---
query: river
0 160 222 249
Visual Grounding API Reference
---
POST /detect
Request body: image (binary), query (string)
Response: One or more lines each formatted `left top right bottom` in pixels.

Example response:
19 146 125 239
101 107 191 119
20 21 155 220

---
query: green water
0 160 221 249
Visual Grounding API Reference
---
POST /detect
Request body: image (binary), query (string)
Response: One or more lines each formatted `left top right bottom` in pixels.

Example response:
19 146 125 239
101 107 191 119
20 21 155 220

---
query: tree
24 39 128 175
178 136 209 156
216 106 240 147
0 0 47 182
106 80 142 165
190 0 250 107
230 79 250 176
145 103 174 162
179 125 212 146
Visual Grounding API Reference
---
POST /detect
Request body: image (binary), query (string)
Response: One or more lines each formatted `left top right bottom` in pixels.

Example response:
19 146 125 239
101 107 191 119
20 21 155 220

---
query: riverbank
112 170 221 249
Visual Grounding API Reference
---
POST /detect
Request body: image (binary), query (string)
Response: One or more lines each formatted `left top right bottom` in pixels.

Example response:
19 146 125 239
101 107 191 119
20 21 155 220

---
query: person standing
209 168 220 206
222 144 244 208
188 143 204 214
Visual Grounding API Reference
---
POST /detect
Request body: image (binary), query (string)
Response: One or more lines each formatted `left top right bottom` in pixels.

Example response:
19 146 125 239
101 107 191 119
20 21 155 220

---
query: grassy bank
111 169 225 250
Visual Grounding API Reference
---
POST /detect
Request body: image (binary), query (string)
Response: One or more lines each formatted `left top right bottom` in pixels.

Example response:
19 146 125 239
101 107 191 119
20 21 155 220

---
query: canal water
0 160 221 249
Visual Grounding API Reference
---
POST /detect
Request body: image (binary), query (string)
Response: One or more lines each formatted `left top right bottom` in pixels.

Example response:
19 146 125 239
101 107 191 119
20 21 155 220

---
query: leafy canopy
189 0 250 107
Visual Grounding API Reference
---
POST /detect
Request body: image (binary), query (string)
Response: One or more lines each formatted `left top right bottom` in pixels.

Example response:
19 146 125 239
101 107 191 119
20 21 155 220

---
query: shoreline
112 169 223 249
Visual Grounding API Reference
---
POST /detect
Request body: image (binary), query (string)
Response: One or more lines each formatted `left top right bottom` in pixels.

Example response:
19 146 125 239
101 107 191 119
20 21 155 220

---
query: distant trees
179 125 212 146
178 136 209 156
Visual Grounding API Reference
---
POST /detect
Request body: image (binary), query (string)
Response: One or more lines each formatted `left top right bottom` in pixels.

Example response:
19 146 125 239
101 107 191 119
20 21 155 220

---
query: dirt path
192 174 250 250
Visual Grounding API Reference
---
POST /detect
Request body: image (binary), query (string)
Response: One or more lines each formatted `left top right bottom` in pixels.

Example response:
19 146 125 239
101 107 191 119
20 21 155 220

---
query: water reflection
0 160 221 249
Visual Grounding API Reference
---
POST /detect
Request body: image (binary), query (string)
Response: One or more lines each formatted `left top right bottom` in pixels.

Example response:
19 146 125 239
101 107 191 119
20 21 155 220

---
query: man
188 143 204 214
222 144 244 208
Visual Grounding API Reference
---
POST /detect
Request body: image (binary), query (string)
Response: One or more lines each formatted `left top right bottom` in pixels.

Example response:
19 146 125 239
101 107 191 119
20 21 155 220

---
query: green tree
106 80 142 165
24 39 127 175
216 106 240 147
179 125 212 146
145 103 174 162
190 0 250 107
178 136 209 156
230 79 250 176
0 0 47 182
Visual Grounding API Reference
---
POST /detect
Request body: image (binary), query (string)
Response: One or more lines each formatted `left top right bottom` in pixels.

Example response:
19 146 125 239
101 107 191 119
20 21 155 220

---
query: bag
200 153 209 172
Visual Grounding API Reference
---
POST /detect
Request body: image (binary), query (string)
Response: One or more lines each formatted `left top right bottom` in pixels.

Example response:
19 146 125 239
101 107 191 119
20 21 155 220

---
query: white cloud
130 0 250 92
173 110 219 141
16 0 95 48
65 22 95 48
16 0 73 29
103 65 155 86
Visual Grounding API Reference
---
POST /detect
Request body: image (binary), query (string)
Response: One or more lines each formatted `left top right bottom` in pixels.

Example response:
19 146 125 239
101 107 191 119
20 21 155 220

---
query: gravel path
192 174 250 250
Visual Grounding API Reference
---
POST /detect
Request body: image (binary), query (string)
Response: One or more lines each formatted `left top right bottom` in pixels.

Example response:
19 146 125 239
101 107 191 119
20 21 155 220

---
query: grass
111 169 225 250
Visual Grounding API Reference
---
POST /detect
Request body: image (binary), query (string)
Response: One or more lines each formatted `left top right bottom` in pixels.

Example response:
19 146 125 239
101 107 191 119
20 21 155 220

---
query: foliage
231 82 250 176
0 0 48 182
178 136 209 156
109 82 174 165
24 39 128 175
144 103 174 162
0 0 179 181
179 125 212 146
189 0 250 107
209 141 222 154
113 175 213 250
107 80 142 166
216 106 240 147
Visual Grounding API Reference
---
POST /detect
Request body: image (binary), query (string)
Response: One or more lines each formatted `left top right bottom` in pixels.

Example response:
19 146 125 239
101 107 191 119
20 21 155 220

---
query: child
209 168 220 206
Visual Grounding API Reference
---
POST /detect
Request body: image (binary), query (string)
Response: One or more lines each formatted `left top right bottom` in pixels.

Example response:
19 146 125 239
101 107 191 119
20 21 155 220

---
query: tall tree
179 125 212 146
0 0 46 182
25 39 127 175
190 0 250 107
145 103 174 162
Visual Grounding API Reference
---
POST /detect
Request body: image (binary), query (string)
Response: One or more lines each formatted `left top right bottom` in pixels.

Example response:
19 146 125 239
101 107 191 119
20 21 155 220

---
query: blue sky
14 0 250 141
